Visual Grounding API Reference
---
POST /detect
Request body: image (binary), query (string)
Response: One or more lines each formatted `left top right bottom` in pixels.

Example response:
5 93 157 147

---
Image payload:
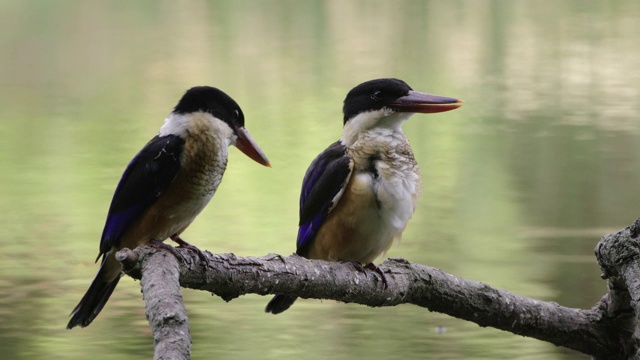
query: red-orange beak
390 90 463 114
235 127 271 167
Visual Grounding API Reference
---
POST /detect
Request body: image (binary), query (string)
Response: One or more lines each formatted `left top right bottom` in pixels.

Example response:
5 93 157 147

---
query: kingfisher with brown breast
266 78 462 314
68 86 270 329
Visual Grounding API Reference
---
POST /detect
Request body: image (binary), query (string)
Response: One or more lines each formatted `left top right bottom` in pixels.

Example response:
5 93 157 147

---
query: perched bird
67 86 270 329
265 78 462 314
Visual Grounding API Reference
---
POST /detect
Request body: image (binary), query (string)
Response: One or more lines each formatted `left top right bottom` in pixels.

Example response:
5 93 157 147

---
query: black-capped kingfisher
67 86 270 329
265 78 462 314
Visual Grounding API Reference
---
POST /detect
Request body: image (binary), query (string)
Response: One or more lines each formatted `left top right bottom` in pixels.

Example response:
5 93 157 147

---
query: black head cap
173 86 245 129
342 78 413 124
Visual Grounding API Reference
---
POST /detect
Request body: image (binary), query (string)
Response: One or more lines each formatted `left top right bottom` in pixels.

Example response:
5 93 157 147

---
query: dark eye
371 91 383 102
233 110 240 119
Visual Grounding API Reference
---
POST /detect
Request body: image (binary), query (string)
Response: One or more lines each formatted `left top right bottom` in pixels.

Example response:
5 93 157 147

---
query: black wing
98 135 184 258
296 141 352 257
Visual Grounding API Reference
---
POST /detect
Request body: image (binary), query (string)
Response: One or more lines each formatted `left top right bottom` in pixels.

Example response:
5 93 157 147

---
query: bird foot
266 253 287 263
340 260 366 272
149 239 189 263
340 261 388 289
363 263 389 289
170 235 210 267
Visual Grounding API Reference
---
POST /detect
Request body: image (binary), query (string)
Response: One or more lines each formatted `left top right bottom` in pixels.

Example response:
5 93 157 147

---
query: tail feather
67 255 121 329
265 295 297 314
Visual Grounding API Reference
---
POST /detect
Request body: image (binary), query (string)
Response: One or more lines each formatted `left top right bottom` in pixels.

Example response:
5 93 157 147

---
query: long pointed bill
390 90 463 114
235 127 271 167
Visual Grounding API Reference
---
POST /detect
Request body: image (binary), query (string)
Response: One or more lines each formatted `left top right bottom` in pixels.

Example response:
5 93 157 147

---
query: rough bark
115 218 640 360
116 248 191 360
594 218 640 359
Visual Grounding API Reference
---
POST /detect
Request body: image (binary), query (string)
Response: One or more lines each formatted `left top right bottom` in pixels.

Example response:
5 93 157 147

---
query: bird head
173 86 270 167
341 78 463 143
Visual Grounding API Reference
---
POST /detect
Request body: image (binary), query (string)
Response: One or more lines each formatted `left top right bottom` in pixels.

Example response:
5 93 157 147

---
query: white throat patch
340 109 414 146
159 112 236 147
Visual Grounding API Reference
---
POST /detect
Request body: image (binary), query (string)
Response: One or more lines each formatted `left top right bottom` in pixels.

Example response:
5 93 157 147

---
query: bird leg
170 235 210 266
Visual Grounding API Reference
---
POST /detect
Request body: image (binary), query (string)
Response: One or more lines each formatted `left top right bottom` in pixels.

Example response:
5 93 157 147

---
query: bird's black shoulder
297 141 352 255
299 140 349 219
107 135 184 214
99 134 185 255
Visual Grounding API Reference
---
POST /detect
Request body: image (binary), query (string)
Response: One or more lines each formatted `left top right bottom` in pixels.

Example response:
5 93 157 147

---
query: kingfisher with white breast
265 78 462 314
68 86 270 329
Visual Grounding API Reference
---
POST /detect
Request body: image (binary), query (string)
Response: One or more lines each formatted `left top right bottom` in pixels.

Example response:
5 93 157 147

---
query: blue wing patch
97 135 184 260
296 141 352 257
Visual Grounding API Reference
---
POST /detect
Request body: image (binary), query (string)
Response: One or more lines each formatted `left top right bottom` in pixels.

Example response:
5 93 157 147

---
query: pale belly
308 170 419 264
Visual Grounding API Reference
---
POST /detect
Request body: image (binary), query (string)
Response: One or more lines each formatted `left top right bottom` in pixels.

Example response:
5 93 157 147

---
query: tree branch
117 248 191 360
595 218 640 358
116 215 640 360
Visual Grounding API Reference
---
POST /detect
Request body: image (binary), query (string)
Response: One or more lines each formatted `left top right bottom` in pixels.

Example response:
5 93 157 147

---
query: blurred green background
1 0 639 359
